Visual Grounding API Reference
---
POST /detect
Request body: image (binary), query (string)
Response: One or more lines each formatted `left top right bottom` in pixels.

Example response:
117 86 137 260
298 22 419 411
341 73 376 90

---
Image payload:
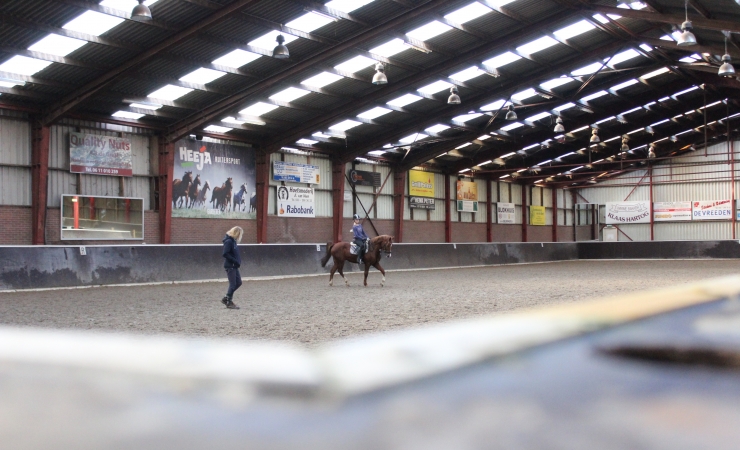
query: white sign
497 202 515 224
276 186 315 217
605 201 651 224
273 161 320 184
653 201 692 222
692 200 732 220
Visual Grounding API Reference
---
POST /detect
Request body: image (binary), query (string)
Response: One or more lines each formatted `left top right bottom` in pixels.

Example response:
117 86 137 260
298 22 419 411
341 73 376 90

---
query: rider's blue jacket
352 223 368 241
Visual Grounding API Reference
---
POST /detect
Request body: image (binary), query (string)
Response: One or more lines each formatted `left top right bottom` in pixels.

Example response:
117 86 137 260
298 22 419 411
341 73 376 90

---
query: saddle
350 239 370 255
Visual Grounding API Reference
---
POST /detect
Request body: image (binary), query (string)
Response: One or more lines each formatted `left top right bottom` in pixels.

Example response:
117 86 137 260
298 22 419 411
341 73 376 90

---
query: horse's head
182 171 193 183
203 181 210 191
374 235 393 257
193 174 201 186
240 183 247 193
225 177 233 188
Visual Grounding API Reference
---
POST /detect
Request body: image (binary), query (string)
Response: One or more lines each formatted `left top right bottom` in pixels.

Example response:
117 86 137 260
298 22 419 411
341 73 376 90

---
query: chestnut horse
320 235 393 287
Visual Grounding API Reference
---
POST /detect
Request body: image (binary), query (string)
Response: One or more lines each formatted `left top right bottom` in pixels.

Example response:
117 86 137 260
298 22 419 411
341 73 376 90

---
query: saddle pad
350 243 358 255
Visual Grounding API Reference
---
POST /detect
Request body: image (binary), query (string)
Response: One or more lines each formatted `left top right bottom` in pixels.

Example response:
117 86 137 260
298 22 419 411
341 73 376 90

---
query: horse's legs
337 261 349 287
329 261 337 287
363 264 370 287
374 263 386 287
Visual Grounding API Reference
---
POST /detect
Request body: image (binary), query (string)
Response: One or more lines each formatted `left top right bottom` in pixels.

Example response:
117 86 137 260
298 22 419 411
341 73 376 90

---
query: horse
172 171 193 209
194 181 210 208
186 174 201 208
248 192 256 213
232 183 247 212
320 235 393 287
211 177 233 211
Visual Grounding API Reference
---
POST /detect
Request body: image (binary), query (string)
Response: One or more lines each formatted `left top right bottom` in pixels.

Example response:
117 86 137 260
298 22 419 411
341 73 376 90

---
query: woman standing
221 226 243 309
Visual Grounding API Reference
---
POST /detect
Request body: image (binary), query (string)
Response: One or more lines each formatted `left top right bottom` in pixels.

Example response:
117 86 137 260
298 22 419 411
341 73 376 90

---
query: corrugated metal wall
575 141 740 241
344 162 394 220
0 117 31 206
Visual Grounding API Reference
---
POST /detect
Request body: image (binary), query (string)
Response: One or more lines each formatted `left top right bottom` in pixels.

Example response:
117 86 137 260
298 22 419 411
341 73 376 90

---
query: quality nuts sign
605 201 651 224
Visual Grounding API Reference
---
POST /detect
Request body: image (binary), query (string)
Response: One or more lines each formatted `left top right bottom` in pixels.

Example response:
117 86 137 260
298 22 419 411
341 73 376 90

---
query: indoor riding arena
2 0 740 449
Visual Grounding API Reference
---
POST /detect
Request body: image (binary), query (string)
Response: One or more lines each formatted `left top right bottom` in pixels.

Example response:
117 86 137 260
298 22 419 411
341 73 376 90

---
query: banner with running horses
172 139 256 219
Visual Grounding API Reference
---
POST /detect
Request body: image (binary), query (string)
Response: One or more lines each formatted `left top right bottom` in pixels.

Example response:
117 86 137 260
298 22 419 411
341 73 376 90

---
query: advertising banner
530 205 546 225
497 202 515 224
277 186 315 218
457 200 479 212
172 139 256 219
653 201 692 221
409 170 435 197
69 132 133 176
349 169 381 187
692 200 732 220
410 197 435 210
456 180 478 212
605 201 651 224
273 161 320 184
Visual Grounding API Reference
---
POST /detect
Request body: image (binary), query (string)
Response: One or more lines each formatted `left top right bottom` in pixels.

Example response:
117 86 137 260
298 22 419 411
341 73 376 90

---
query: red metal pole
73 197 79 229
551 188 558 242
31 119 49 245
331 160 345 244
521 184 528 242
158 140 174 244
445 174 451 243
649 167 654 241
255 150 270 244
486 178 492 242
393 169 406 243
732 140 736 239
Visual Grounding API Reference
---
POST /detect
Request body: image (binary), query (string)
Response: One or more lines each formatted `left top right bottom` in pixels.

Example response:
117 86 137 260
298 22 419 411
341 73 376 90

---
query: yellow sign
409 170 435 197
456 180 478 201
530 205 546 225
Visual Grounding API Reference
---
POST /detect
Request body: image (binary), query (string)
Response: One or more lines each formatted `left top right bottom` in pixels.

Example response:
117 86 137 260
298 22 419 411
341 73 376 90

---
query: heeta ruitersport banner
653 201 692 222
172 139 256 219
692 200 732 220
69 132 133 176
605 201 651 224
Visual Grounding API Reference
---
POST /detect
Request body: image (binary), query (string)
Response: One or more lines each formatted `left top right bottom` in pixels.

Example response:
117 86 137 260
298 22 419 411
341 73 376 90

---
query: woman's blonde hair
226 226 243 243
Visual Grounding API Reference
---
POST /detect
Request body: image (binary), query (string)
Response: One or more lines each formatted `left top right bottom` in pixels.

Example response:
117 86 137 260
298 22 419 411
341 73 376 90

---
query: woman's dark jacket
222 235 241 269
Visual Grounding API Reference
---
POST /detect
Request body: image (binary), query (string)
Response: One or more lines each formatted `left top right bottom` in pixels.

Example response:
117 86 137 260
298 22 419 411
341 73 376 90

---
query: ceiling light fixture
372 62 387 85
590 128 600 143
620 135 629 152
272 34 290 59
718 33 736 77
447 86 461 104
131 0 153 22
676 0 697 47
648 143 656 159
505 104 517 120
554 116 565 133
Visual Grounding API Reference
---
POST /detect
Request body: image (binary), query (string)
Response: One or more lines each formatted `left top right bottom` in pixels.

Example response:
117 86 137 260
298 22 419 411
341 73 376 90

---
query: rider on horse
351 213 368 265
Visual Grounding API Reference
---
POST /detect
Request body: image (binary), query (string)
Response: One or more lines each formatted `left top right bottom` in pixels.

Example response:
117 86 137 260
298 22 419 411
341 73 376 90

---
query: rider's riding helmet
353 214 360 220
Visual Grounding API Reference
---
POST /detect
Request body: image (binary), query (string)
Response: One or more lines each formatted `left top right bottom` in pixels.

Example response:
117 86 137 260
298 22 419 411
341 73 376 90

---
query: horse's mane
370 235 392 250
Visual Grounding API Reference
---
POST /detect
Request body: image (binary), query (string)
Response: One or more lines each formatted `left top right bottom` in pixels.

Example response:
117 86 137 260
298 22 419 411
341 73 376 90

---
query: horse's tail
320 242 333 267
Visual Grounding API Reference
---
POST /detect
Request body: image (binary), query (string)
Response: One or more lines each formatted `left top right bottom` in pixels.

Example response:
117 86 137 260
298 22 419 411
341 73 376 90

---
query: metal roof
1 0 740 187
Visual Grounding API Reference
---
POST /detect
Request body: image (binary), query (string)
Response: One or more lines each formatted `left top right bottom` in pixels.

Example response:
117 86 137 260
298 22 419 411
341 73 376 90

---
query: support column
521 184 528 242
332 159 345 243
158 140 174 244
649 167 654 241
444 174 451 243
551 188 558 242
255 150 270 244
392 169 406 242
486 178 492 242
31 119 50 245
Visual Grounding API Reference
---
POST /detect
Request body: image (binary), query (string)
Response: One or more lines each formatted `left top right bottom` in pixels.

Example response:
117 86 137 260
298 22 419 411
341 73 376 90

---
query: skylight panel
297 139 318 145
540 77 574 90
679 55 699 63
641 67 669 80
517 36 558 55
329 119 362 131
592 14 610 24
477 135 491 140
501 122 523 131
248 31 298 51
148 85 193 101
418 80 453 95
527 112 551 122
581 90 608 102
334 55 376 73
239 102 279 116
368 150 386 156
456 143 472 149
28 34 87 57
129 102 161 110
449 66 484 82
480 99 507 111
0 56 52 76
324 0 375 13
650 119 670 126
302 71 343 88
179 68 226 84
387 93 423 107
611 79 638 91
204 125 232 133
399 133 428 144
357 107 392 120
512 88 537 100
639 44 652 52
444 2 492 24
487 0 516 6
553 20 595 40
570 125 589 132
369 39 409 58
501 152 516 158
608 49 640 66
482 51 521 70
212 49 261 68
406 21 452 41
286 12 335 33
0 79 23 88
99 0 157 9
63 11 124 36
452 113 483 122
313 132 332 138
554 102 576 111
673 86 699 96
269 87 310 102
112 111 145 120
572 62 603 76
426 124 450 134
621 106 642 115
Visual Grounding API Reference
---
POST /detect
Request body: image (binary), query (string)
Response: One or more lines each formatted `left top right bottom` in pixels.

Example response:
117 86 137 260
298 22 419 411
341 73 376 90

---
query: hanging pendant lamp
648 143 656 159
620 135 629 152
553 116 565 133
272 35 290 59
590 128 600 143
447 86 461 104
131 0 153 22
505 104 517 120
718 35 736 77
676 0 697 47
372 62 387 85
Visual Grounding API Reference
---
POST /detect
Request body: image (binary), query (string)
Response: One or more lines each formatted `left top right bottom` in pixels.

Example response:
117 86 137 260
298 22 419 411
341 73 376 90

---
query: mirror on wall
61 195 144 240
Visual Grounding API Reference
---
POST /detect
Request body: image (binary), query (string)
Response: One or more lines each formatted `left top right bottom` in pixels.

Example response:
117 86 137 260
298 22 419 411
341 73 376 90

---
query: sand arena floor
1 260 739 344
